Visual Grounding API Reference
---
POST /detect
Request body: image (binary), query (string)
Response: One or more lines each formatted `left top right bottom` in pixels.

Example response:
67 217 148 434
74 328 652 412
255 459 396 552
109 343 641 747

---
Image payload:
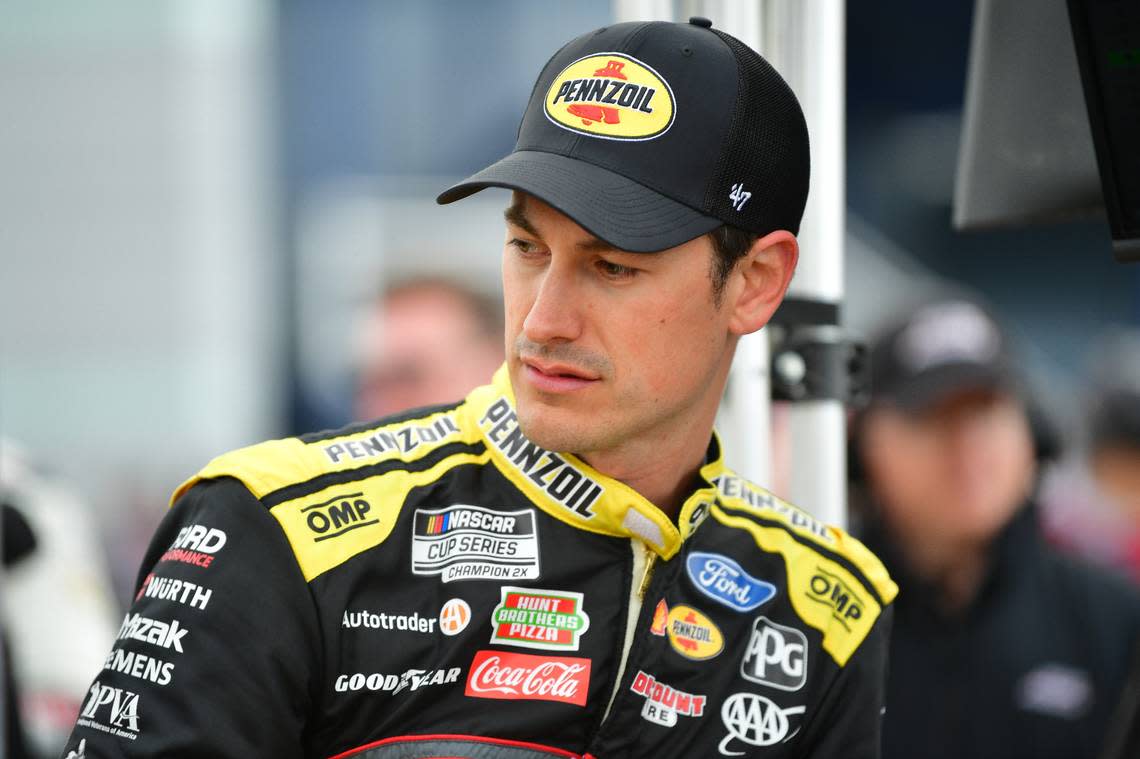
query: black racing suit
63 369 897 758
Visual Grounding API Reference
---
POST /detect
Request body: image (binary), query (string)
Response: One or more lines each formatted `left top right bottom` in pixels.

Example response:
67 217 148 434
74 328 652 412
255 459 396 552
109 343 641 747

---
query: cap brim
436 150 721 253
885 363 1017 412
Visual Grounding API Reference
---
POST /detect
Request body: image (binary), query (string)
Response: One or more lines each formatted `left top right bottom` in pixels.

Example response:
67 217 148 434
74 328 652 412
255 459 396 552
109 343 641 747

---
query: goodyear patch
666 604 723 660
544 53 675 140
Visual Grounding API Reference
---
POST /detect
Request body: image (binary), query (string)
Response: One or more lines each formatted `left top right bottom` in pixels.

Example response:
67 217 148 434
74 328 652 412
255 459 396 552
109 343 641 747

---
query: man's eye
508 238 542 256
598 260 637 279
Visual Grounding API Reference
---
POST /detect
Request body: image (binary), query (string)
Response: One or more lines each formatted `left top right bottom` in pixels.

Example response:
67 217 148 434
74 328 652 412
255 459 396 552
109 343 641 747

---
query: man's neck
578 419 713 521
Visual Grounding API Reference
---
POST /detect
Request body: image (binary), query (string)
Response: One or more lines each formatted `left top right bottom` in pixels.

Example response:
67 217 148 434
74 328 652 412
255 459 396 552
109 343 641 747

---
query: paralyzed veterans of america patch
411 505 540 583
544 53 675 140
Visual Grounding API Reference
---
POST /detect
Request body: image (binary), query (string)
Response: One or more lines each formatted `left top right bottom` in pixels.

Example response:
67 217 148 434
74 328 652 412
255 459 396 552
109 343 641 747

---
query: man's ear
726 230 799 336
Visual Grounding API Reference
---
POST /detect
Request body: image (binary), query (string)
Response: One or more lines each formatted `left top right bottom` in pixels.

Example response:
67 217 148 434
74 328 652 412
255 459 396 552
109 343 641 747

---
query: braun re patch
411 505 540 583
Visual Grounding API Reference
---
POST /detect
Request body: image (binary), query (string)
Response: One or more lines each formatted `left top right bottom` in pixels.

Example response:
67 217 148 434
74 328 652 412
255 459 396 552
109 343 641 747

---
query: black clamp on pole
768 297 870 405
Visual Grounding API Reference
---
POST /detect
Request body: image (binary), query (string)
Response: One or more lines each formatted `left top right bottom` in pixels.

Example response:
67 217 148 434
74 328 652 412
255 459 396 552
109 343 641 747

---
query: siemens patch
412 505 540 583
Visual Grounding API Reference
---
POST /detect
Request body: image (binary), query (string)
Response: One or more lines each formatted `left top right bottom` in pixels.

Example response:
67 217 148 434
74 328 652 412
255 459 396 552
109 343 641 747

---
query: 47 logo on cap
490 587 590 651
545 53 675 140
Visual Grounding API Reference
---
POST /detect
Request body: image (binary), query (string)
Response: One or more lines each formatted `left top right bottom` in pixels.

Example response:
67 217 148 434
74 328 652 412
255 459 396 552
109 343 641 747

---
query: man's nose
522 261 584 344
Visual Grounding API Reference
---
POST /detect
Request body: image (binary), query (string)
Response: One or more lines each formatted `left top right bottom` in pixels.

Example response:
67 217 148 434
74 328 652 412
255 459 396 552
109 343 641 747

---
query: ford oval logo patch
686 552 776 612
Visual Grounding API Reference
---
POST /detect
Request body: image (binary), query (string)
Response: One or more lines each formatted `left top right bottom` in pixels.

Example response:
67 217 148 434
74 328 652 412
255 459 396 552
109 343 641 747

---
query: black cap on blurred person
862 299 1060 462
437 17 810 252
869 300 1020 412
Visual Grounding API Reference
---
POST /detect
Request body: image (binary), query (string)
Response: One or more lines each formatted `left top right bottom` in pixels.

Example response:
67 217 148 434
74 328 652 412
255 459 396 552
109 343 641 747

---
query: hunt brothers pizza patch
544 53 676 140
490 586 590 651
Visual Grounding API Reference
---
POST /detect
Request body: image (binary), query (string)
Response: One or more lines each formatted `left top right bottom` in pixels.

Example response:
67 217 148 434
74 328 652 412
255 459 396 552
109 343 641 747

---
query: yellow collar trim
465 365 724 559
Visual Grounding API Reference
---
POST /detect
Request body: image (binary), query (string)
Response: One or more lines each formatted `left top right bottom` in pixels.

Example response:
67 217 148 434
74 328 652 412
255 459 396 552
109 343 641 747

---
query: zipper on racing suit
589 539 668 751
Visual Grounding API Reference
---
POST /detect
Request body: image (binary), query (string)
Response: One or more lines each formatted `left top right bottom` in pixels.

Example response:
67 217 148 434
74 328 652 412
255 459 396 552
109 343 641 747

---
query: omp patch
804 566 865 631
412 504 540 583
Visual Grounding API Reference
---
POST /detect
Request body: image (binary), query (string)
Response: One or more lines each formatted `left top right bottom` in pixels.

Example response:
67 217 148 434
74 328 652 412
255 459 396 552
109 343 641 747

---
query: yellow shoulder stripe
169 406 483 581
711 503 896 667
714 472 897 604
171 407 476 505
268 448 488 581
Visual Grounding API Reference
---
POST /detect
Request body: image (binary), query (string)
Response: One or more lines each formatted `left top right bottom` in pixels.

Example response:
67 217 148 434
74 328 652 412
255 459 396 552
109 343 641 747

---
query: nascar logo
544 53 675 140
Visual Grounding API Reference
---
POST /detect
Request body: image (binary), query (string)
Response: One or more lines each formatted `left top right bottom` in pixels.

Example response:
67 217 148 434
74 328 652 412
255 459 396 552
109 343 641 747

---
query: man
1041 339 1140 583
63 18 895 758
354 277 504 421
852 300 1140 759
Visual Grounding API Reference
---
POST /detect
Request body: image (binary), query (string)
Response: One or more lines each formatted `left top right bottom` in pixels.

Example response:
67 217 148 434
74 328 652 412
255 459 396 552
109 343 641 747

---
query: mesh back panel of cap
703 30 810 236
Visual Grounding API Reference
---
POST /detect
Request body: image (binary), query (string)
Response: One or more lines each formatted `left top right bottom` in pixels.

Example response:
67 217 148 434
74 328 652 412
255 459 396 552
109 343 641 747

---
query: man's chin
515 404 595 456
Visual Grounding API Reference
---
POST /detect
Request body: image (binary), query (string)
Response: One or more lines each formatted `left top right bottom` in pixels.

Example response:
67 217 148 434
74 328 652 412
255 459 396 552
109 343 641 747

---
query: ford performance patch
686 552 776 612
412 505 540 583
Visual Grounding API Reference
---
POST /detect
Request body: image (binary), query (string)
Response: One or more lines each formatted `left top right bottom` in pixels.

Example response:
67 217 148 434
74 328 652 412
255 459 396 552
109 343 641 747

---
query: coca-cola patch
464 651 591 706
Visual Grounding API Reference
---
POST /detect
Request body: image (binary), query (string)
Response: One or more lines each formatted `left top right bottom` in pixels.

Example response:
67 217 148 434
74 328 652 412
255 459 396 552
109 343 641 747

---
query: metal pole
707 0 848 524
701 0 772 487
767 0 848 527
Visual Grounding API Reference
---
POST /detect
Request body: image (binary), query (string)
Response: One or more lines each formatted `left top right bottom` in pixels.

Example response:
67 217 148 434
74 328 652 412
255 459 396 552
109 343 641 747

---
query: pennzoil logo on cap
544 53 675 141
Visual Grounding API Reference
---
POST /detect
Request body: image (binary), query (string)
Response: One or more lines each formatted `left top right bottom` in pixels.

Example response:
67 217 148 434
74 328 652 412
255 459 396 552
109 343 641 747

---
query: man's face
501 195 737 460
860 387 1036 548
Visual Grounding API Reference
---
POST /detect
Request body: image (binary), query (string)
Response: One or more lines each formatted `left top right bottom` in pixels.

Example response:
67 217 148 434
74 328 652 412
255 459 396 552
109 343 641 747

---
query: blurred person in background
4 500 37 759
1 441 119 759
1041 332 1140 584
353 276 504 420
851 300 1140 759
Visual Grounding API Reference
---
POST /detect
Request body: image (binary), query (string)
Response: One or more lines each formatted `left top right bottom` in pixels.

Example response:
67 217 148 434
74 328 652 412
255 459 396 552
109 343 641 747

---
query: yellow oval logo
544 53 675 141
666 604 724 660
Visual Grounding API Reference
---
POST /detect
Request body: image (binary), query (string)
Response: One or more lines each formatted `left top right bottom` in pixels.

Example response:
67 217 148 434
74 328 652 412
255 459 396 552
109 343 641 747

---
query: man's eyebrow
503 202 539 237
504 200 623 254
575 236 621 254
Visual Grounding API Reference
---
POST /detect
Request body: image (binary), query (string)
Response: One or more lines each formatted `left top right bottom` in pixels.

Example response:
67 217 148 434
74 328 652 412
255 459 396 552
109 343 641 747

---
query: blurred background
2 0 1139 756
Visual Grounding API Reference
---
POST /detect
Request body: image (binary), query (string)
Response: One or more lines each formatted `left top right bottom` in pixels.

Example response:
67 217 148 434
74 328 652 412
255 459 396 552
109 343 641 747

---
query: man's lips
520 359 600 393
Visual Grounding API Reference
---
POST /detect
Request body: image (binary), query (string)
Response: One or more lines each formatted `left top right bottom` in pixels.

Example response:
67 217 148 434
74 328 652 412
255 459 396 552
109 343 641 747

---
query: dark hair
708 224 760 303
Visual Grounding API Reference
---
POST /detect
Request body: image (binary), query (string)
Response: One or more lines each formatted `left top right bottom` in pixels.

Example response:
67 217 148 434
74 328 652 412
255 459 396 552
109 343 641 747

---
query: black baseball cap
869 300 1021 412
436 18 810 253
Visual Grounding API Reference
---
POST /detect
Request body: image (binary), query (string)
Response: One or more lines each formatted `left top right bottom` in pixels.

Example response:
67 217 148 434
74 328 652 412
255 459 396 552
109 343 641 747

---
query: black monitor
1068 0 1140 262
